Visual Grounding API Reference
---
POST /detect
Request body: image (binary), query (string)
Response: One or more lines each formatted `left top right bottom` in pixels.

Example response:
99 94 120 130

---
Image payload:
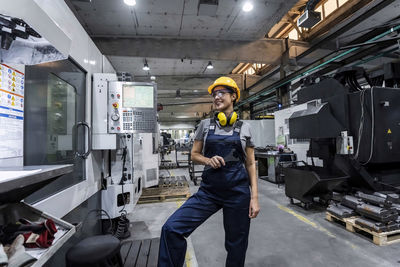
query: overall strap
233 120 243 136
208 118 216 134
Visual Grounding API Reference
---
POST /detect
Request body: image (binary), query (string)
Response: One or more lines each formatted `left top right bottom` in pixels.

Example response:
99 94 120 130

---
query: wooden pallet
159 163 177 169
138 186 190 204
120 238 159 267
159 176 188 188
326 212 400 246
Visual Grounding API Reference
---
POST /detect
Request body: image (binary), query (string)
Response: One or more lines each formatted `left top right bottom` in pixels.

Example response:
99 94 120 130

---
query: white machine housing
101 134 144 219
92 73 159 219
92 73 118 150
141 133 159 188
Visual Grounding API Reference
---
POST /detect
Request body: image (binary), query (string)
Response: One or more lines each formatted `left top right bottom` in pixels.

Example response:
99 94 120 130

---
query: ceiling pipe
238 24 400 108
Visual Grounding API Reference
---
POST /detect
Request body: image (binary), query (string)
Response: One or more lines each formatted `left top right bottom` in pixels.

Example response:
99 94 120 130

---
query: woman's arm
245 146 260 218
191 140 225 169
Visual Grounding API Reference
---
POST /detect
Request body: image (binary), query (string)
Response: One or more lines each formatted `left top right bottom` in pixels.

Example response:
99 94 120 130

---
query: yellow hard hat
208 76 240 101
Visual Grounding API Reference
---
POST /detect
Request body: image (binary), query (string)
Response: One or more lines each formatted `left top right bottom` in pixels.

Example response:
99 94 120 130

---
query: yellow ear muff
217 112 227 126
229 112 238 125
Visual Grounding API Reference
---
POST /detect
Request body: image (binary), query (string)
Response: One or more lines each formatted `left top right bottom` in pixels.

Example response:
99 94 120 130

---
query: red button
117 127 120 131
117 94 120 98
112 103 118 108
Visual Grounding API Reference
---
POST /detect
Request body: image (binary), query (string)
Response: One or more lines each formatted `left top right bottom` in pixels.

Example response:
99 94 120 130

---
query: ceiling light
143 63 150 71
150 76 156 80
242 2 253 12
124 0 136 6
206 61 214 70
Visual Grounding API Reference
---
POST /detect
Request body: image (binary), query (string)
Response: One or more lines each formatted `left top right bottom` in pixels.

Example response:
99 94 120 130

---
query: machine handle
75 122 92 159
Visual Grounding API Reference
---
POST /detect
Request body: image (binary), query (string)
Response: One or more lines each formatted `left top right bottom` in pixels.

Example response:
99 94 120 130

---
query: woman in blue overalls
158 77 260 267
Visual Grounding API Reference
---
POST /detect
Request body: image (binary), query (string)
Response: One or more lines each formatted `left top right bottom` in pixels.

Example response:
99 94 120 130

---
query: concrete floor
128 153 400 266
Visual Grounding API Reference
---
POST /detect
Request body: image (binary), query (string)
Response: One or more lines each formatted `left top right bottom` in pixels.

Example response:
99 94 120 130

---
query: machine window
45 73 77 162
24 59 86 204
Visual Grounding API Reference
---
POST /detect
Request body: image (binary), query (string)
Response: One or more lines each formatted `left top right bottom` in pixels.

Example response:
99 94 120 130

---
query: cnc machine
92 74 158 224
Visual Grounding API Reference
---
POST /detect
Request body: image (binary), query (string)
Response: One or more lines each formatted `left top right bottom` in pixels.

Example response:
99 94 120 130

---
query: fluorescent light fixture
150 75 156 80
206 61 214 69
89 60 96 65
124 0 136 6
242 2 253 12
143 63 150 71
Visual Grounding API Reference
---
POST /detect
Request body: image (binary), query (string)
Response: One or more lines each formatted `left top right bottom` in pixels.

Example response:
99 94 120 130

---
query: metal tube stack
327 191 400 233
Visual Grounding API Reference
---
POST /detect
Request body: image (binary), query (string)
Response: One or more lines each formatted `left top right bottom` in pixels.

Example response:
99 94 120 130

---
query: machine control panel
108 81 157 133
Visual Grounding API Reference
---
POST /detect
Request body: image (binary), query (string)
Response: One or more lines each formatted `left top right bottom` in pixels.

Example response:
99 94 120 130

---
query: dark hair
226 86 238 104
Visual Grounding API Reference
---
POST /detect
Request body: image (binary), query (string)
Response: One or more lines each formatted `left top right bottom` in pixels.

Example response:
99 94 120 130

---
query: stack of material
327 192 400 233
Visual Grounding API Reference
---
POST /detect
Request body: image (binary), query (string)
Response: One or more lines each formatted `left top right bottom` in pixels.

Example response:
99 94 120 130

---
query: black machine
284 65 400 207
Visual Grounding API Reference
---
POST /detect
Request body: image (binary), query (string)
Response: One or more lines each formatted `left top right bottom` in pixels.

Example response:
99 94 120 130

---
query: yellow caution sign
11 101 15 106
388 129 392 134
12 77 15 81
12 82 15 87
12 72 16 76
11 96 15 101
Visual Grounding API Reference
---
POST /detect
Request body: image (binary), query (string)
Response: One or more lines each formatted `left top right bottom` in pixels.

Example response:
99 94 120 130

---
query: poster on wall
0 64 24 159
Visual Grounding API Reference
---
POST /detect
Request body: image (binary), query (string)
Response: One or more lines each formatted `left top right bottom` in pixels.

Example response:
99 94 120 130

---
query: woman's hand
249 198 260 219
206 156 225 169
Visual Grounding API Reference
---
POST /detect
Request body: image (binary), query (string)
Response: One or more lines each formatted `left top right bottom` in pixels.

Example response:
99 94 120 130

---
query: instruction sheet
0 64 24 159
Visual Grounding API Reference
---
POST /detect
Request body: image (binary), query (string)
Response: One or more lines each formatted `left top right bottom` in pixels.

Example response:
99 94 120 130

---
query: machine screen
122 85 154 108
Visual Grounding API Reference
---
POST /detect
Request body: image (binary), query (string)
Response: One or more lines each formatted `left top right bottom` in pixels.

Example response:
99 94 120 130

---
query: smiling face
212 85 237 112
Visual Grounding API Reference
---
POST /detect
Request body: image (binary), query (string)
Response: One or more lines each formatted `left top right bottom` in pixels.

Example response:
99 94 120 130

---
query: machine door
23 59 87 203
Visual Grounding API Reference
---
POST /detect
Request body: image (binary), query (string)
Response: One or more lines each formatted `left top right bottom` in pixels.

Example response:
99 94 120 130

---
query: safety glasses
211 89 233 98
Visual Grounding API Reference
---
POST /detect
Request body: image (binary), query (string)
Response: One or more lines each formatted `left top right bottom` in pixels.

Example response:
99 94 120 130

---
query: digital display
122 85 154 108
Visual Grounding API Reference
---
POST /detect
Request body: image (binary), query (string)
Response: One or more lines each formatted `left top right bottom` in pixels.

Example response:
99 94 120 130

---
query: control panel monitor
122 84 154 109
108 82 157 134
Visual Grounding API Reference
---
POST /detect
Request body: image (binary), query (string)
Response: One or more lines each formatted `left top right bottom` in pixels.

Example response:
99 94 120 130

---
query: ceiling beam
94 37 309 64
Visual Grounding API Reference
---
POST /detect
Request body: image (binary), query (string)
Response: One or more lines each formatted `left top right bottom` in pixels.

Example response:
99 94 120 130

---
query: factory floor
127 153 400 267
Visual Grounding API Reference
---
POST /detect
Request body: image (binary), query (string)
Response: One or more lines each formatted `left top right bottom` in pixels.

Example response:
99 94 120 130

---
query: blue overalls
158 119 251 267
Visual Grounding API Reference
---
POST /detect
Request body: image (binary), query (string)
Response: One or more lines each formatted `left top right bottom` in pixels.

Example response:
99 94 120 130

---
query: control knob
111 113 120 121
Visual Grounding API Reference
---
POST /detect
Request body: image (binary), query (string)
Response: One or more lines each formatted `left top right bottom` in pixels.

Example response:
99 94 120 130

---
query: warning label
0 64 24 159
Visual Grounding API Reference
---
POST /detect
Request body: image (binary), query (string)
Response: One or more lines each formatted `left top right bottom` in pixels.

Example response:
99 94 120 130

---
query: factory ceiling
66 0 400 122
66 0 300 122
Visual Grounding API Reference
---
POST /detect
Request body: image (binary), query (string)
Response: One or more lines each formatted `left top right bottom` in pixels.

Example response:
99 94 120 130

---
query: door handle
75 122 92 159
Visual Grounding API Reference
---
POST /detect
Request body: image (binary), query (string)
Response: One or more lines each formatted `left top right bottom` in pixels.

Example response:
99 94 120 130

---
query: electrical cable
362 87 375 165
354 86 375 165
114 134 132 239
338 18 400 40
119 135 128 213
114 211 130 240
354 88 366 160
352 76 362 91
